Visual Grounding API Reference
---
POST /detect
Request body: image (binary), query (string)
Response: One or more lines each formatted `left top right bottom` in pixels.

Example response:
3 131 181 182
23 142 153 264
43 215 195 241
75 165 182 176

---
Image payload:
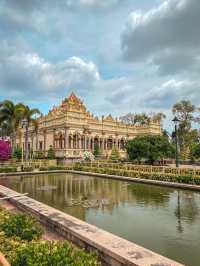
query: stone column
88 137 91 151
79 136 82 150
53 129 56 149
104 139 106 151
43 130 46 152
64 127 69 149
84 135 87 150
102 138 104 152
31 134 34 152
98 138 100 149
75 134 78 149
115 138 118 149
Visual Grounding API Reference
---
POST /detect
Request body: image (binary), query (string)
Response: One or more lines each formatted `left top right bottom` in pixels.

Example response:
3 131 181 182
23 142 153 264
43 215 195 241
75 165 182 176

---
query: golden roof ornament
61 91 86 112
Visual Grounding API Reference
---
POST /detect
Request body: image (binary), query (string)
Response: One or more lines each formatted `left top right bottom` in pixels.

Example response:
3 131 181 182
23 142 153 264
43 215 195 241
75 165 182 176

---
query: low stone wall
0 185 183 266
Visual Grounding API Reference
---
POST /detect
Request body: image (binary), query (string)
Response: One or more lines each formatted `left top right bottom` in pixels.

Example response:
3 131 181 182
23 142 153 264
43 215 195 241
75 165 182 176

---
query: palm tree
0 100 23 148
17 105 40 161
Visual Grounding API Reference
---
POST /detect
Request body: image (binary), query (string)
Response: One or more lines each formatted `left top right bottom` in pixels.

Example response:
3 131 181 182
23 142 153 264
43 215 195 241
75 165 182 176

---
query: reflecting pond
1 173 200 266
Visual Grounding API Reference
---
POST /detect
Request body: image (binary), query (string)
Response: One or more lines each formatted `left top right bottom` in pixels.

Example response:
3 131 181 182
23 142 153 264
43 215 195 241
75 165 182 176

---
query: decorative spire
61 91 86 112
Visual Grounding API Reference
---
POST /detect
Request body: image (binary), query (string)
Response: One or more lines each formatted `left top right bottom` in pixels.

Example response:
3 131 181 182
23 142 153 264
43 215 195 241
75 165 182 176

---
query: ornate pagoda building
16 92 161 158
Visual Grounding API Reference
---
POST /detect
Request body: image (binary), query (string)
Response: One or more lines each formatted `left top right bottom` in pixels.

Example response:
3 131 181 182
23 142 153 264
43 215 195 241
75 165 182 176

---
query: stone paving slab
0 185 184 266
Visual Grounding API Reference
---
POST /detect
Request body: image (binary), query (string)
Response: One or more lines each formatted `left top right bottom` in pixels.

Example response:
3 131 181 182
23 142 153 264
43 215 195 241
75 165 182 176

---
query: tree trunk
11 131 16 153
25 126 29 161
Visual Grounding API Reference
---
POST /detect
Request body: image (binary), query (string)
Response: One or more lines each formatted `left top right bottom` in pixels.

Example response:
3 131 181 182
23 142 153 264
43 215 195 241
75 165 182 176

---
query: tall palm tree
0 100 23 148
17 105 40 161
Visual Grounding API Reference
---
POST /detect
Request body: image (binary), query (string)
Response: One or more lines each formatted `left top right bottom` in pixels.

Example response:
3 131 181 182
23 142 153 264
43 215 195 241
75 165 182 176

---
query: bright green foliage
191 143 200 159
0 210 43 241
109 146 120 161
126 135 174 164
0 235 99 266
93 143 100 157
172 100 199 158
12 147 22 160
35 150 45 159
47 145 55 159
0 208 99 266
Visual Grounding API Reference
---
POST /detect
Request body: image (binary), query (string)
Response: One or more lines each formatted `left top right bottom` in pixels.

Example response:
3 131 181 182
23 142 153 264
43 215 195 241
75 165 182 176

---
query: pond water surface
1 173 200 266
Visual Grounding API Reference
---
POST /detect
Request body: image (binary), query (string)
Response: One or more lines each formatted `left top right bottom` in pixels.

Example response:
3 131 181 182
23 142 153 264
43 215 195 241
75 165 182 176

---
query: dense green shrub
47 145 55 159
109 146 120 162
73 164 200 185
48 165 66 170
126 135 174 164
93 144 101 157
0 210 43 241
23 166 33 172
39 166 49 171
12 147 22 160
190 143 200 160
0 167 17 173
0 234 99 266
0 209 99 266
34 151 45 159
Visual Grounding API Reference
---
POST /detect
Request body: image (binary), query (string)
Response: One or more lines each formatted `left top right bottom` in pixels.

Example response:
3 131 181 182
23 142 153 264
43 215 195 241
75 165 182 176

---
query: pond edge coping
0 185 183 266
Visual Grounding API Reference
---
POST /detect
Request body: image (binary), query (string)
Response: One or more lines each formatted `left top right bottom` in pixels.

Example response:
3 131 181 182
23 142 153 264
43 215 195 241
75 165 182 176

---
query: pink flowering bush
0 139 11 161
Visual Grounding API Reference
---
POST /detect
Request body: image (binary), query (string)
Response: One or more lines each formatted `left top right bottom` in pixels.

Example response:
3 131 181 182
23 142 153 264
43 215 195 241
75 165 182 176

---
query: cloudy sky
0 0 200 129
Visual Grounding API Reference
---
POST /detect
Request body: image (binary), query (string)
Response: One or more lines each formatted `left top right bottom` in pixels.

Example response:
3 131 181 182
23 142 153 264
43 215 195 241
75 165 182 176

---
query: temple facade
16 92 162 158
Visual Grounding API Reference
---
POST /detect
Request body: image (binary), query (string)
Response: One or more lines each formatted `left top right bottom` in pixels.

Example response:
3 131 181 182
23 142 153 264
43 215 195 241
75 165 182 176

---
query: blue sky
0 0 200 130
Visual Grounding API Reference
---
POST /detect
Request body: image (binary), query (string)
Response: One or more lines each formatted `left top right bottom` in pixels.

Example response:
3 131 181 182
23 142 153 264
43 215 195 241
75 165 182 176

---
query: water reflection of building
3 174 199 227
6 174 172 214
15 92 161 158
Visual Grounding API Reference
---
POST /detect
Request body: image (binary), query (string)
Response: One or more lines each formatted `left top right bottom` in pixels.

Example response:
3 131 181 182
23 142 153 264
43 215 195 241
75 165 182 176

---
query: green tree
93 143 100 157
13 147 22 160
191 143 200 160
133 113 150 125
151 112 166 123
110 146 120 161
47 145 55 159
119 113 150 125
17 105 40 161
126 135 174 164
0 100 23 148
172 100 199 158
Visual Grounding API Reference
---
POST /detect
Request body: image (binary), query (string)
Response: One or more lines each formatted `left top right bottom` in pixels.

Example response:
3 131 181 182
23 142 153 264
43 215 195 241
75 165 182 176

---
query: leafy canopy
172 100 199 157
126 135 174 164
110 146 120 161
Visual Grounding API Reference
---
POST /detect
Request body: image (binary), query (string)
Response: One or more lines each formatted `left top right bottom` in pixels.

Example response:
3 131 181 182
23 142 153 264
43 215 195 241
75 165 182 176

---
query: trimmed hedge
73 164 200 185
0 167 17 173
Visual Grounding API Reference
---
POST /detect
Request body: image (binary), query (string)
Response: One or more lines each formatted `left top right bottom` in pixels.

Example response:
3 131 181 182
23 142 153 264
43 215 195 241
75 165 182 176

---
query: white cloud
66 0 119 9
0 50 100 101
143 79 200 108
121 0 200 75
